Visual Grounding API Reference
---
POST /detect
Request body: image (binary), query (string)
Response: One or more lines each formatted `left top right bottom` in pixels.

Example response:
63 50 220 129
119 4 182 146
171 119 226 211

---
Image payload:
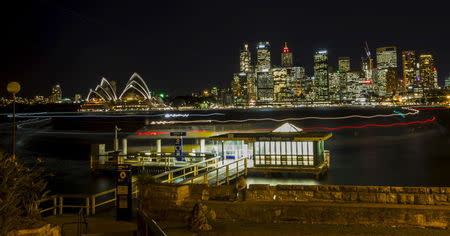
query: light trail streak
416 107 450 111
302 117 436 130
4 112 225 118
137 116 436 136
165 107 420 124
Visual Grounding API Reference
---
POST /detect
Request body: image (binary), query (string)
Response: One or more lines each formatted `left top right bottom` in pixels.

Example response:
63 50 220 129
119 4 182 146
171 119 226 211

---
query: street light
7 82 21 159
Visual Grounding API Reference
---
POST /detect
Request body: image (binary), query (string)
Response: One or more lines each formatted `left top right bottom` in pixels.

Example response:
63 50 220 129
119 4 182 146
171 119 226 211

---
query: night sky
3 0 450 98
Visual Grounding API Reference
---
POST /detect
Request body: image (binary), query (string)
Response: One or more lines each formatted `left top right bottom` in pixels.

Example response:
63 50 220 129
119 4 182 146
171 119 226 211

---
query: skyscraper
272 67 288 102
338 57 350 72
376 46 398 97
231 73 248 106
419 54 437 90
402 51 416 88
50 84 62 103
281 42 293 68
256 71 274 105
240 44 252 73
377 46 397 69
313 50 329 101
256 42 271 72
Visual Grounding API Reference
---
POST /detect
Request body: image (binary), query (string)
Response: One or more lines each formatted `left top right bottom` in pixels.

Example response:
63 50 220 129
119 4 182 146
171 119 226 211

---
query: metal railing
90 153 212 170
180 158 247 186
151 157 248 186
137 209 166 236
152 157 221 183
39 186 139 217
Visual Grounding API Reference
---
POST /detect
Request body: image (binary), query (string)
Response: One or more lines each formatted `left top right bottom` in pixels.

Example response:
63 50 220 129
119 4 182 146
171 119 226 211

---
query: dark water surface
0 107 449 194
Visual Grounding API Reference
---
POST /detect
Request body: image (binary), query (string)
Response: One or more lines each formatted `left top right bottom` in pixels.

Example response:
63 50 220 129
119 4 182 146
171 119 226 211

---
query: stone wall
138 183 450 228
246 185 450 205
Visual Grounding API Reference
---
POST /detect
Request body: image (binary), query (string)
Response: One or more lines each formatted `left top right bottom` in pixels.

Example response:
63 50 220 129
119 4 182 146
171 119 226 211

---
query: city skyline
3 1 450 98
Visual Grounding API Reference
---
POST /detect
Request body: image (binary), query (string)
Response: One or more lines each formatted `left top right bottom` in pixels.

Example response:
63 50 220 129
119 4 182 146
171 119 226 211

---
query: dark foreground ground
44 214 450 236
160 221 450 236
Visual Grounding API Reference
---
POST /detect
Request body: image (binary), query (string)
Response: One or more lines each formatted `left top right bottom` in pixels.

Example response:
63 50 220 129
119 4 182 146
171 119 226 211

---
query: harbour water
0 107 449 195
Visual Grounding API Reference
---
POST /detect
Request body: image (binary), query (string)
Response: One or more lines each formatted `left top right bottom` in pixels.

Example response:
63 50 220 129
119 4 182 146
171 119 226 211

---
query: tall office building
256 42 271 72
402 51 416 88
50 84 62 103
376 46 398 97
377 46 397 68
419 54 437 90
74 94 82 103
231 73 248 106
281 42 293 68
256 72 274 104
338 57 350 72
313 50 329 101
240 44 252 73
445 76 450 88
272 67 289 102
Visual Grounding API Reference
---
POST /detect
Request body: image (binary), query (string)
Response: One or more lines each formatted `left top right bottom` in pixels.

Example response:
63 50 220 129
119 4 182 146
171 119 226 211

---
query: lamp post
7 82 21 159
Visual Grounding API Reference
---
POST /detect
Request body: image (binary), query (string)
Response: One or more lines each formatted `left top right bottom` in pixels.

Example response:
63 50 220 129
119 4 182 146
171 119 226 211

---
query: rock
188 202 215 232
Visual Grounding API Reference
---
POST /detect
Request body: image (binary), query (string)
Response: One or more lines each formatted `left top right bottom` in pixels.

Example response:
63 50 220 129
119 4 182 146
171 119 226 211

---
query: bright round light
7 82 21 94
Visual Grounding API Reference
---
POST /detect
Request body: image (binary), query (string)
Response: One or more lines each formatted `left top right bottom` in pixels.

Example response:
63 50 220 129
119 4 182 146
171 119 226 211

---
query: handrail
39 186 140 217
180 158 247 185
152 157 220 183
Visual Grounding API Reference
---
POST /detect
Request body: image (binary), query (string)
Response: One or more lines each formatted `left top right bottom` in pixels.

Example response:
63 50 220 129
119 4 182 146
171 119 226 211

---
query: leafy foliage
0 152 49 235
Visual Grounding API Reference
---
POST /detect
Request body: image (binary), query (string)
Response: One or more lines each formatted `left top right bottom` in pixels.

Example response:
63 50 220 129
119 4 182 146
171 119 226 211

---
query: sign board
170 131 187 136
175 138 184 160
257 136 294 141
116 164 132 221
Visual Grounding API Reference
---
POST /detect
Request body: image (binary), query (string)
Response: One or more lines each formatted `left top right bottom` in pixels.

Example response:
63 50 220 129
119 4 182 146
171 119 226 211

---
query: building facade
313 50 329 101
281 42 293 68
256 41 271 72
338 57 350 72
376 46 398 97
419 54 438 90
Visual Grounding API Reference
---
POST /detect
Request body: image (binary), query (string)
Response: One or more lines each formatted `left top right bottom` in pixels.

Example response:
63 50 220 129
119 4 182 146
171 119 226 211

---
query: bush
0 152 49 235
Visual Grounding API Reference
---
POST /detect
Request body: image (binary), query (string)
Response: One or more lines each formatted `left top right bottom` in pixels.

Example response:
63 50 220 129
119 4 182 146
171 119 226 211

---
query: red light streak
302 117 436 130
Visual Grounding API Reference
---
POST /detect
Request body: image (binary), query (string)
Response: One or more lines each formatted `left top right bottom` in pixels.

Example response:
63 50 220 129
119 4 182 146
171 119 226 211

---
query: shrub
0 152 49 235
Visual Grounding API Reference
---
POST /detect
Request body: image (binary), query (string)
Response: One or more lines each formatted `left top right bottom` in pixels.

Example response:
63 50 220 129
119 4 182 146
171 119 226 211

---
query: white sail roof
272 122 303 133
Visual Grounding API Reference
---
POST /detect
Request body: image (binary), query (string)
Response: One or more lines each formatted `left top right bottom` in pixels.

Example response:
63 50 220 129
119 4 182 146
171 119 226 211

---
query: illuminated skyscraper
419 54 437 90
313 50 329 101
256 41 271 72
402 51 416 88
338 57 350 72
445 76 450 88
376 46 398 97
256 71 273 104
240 44 252 73
74 94 82 103
272 67 289 102
377 46 397 69
231 73 248 106
281 42 293 68
50 84 62 103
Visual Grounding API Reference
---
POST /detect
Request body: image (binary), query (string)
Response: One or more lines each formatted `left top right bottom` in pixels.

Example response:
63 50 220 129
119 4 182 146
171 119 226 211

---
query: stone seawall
138 183 450 228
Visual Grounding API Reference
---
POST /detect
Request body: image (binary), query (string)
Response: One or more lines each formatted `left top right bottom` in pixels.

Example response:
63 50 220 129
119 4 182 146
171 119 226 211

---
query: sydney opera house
81 73 166 111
